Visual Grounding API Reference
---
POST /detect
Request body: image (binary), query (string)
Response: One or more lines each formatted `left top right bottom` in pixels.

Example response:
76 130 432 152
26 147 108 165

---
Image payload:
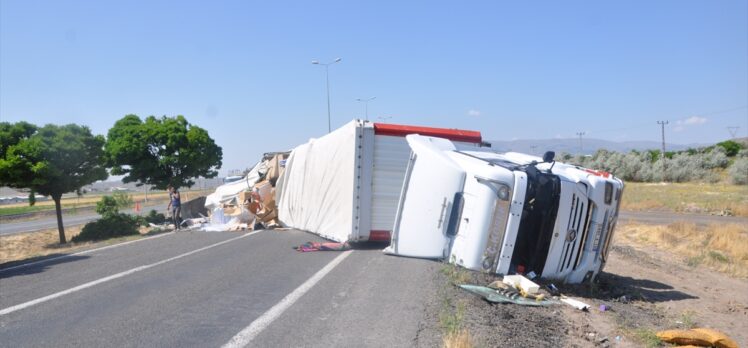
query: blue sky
1 0 747 175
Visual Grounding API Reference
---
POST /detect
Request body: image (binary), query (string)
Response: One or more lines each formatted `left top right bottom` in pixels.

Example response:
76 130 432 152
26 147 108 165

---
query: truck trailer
275 119 484 243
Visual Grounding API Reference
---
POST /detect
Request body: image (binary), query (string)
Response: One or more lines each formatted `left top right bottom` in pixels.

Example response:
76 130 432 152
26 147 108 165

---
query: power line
576 132 585 154
727 126 740 139
582 105 748 137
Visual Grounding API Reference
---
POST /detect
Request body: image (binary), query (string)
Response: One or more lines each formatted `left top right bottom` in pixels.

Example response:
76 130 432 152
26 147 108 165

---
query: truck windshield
510 166 561 276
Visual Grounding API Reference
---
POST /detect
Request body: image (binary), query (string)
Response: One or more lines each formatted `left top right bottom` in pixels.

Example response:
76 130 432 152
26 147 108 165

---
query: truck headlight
498 185 510 201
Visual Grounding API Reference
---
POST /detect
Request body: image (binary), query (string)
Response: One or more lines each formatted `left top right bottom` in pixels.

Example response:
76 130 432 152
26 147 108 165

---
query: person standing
167 185 182 230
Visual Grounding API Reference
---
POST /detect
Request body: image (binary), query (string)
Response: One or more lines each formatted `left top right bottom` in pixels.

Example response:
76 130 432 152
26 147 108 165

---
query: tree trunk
53 195 66 244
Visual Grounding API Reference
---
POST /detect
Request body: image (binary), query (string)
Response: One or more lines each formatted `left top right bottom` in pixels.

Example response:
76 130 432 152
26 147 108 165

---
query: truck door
385 135 466 258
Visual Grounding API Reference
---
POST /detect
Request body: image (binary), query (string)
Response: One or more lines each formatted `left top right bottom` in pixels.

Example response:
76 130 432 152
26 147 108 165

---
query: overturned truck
276 120 623 283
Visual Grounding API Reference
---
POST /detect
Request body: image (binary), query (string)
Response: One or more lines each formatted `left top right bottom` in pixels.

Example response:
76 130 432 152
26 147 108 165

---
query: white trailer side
277 120 483 242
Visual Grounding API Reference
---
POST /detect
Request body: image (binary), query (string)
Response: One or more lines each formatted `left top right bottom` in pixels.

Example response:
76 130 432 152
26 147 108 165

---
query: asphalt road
0 204 166 236
0 230 440 348
2 211 745 347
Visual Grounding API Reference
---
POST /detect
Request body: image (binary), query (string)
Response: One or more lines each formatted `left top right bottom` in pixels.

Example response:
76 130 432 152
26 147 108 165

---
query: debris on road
200 152 288 232
458 284 554 306
502 274 540 295
560 297 591 311
293 241 351 252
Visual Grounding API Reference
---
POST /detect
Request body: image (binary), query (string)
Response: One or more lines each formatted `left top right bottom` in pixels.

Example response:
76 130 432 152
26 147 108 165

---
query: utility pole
576 132 585 154
727 126 740 139
657 121 669 181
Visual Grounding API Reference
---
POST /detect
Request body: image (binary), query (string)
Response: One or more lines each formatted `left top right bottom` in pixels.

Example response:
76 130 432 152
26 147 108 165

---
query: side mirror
543 151 555 163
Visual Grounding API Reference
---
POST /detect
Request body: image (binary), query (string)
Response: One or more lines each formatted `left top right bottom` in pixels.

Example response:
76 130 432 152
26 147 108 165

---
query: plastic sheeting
276 121 357 242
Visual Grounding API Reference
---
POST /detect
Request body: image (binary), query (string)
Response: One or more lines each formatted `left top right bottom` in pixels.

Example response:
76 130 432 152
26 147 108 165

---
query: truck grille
558 194 592 273
573 203 595 270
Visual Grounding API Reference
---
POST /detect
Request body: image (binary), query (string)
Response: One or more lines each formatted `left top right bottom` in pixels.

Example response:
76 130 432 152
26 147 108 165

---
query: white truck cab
387 135 624 284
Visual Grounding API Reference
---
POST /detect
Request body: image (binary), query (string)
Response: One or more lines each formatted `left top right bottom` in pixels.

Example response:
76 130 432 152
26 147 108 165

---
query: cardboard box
503 275 540 295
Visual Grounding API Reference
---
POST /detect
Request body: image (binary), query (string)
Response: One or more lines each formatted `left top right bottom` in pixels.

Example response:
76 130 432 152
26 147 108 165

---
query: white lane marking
0 232 176 273
222 250 353 348
0 231 262 316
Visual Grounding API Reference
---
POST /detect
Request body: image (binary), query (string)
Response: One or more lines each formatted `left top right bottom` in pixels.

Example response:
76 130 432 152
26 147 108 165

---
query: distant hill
485 138 708 156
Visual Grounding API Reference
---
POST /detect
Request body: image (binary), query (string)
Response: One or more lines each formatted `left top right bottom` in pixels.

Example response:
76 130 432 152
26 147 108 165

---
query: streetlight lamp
356 96 376 121
312 58 342 133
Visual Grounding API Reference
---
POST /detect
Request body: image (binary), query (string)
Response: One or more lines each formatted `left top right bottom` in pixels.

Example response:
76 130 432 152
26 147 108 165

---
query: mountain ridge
485 138 713 156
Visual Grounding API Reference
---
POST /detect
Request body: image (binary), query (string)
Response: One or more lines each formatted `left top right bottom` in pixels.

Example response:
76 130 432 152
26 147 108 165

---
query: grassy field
621 182 748 217
615 221 748 278
0 189 213 217
0 205 55 216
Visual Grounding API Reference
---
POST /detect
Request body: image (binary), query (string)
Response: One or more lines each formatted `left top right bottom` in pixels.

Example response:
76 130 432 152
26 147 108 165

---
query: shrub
95 196 120 217
72 213 141 242
95 193 135 217
702 147 729 169
728 158 748 185
112 191 133 209
144 209 167 225
558 145 746 183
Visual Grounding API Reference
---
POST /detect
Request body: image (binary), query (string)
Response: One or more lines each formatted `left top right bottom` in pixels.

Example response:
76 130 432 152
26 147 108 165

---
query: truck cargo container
275 120 484 243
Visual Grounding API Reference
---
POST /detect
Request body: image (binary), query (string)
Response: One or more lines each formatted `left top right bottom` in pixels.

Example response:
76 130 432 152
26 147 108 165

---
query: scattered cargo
201 152 289 232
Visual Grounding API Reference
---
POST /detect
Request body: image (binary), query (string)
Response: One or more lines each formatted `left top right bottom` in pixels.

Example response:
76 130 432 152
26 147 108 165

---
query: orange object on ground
657 328 738 348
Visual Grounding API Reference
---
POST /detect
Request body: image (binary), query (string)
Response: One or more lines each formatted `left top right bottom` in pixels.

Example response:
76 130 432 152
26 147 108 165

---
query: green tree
104 115 222 190
716 140 743 157
0 123 108 243
0 121 37 158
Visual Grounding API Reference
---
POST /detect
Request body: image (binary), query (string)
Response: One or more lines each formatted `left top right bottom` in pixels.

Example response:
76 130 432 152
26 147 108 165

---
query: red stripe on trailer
373 123 482 144
368 230 391 242
584 168 611 178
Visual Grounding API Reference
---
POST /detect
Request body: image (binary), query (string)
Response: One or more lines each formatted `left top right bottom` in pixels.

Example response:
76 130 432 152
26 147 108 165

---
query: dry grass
443 329 474 348
1 189 212 211
621 182 748 217
0 226 151 265
615 222 748 278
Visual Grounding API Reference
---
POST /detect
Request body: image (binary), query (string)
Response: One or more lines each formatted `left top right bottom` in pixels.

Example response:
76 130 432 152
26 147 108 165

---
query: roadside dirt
430 220 748 347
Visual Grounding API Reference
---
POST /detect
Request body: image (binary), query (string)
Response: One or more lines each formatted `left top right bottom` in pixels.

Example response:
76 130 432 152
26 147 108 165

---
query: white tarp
204 160 266 210
276 120 357 242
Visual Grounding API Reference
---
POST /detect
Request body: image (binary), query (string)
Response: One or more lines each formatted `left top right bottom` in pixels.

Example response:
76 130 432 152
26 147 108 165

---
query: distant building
109 187 131 192
0 195 49 205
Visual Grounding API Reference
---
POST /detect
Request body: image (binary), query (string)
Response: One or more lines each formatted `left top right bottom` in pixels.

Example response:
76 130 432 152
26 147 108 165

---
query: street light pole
312 58 342 133
356 96 376 121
